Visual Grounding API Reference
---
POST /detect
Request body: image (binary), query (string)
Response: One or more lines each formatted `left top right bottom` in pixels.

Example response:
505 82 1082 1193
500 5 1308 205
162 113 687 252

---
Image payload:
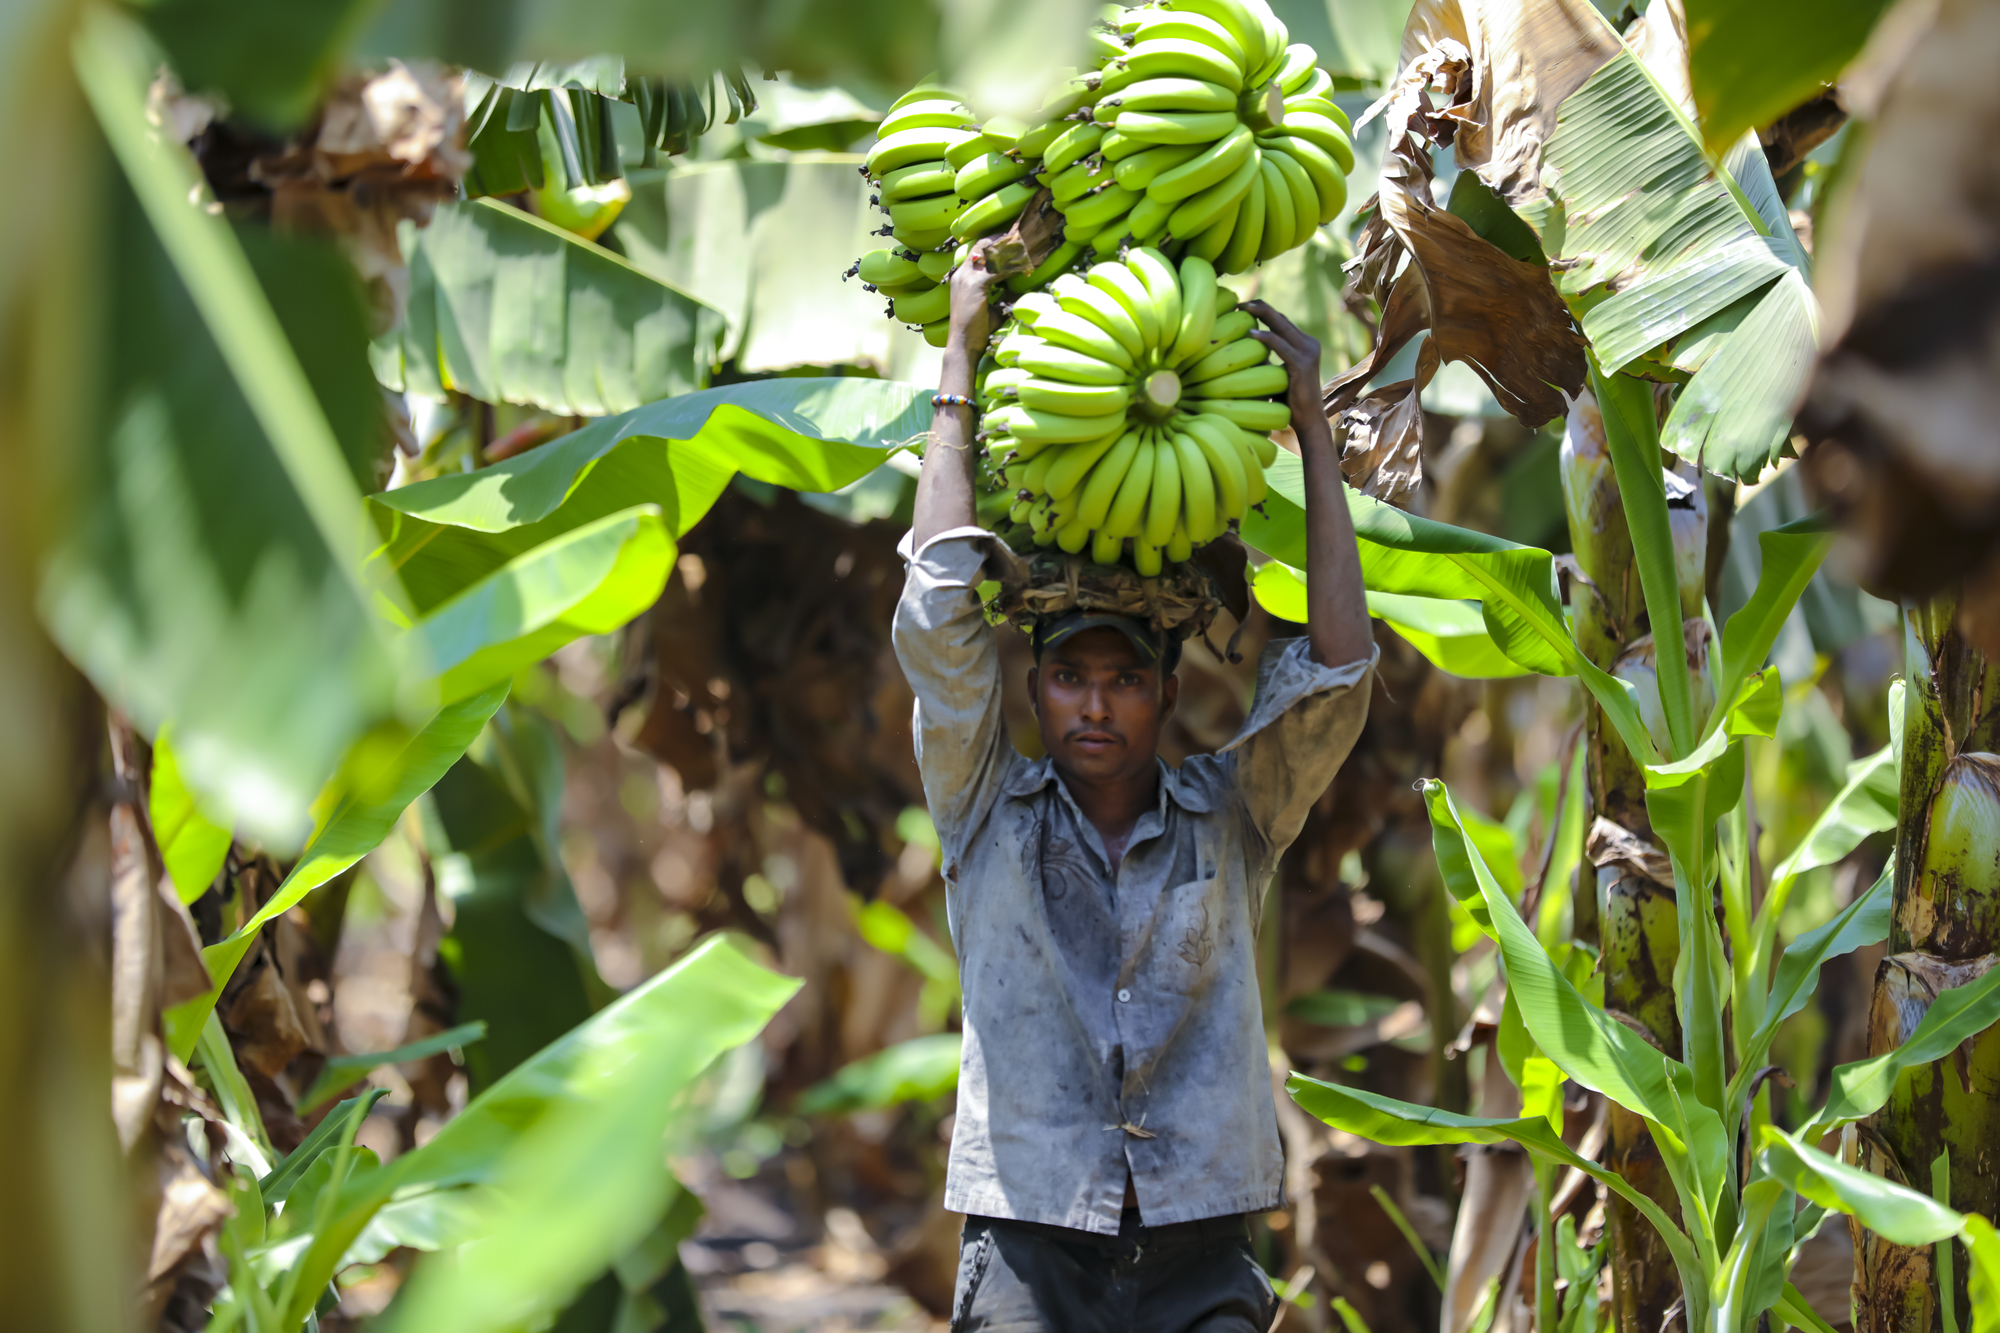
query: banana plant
194 935 797 1333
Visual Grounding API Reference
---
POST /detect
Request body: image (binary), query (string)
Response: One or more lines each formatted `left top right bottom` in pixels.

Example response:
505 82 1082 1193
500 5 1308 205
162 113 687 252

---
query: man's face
1029 626 1178 788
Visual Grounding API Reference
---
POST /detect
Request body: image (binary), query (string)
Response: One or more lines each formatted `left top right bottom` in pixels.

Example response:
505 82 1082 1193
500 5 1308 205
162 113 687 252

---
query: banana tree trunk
1854 597 2000 1333
1561 393 1704 1333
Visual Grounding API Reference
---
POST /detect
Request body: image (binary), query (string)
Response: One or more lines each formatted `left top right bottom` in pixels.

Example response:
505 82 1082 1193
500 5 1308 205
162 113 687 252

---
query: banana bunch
978 251 1290 574
850 82 1057 346
1044 0 1356 273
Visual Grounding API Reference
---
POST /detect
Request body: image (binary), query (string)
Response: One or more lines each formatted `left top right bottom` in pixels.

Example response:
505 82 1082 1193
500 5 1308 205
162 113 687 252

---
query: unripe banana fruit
977 250 1291 571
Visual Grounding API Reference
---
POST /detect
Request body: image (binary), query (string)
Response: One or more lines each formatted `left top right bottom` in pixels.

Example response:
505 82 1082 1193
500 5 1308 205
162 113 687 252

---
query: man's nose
1081 681 1112 721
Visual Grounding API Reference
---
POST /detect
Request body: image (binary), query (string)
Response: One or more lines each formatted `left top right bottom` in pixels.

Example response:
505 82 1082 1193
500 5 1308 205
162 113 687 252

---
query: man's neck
1056 760 1159 875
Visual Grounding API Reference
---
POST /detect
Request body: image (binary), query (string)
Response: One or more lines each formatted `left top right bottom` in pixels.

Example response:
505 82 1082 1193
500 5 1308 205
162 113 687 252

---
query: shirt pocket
1150 874 1227 997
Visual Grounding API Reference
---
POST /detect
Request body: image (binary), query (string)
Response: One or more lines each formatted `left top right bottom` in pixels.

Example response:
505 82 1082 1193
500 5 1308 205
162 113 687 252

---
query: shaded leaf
1683 0 1887 155
1806 961 2000 1136
298 1026 486 1116
165 684 510 1060
373 198 727 417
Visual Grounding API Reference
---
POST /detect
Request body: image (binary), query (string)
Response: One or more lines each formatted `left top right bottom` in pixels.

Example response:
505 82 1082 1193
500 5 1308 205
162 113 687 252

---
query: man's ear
1027 665 1039 714
1160 672 1179 722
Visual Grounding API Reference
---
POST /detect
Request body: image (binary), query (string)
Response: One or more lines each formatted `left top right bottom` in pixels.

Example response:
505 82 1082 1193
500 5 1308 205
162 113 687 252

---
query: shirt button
1117 988 1132 1003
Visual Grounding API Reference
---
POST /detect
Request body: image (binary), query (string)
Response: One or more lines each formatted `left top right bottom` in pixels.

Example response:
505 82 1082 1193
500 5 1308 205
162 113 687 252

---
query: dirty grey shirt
893 527 1376 1235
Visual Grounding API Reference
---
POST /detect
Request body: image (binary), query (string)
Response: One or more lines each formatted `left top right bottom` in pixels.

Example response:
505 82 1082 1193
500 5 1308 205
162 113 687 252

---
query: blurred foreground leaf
798 1033 963 1115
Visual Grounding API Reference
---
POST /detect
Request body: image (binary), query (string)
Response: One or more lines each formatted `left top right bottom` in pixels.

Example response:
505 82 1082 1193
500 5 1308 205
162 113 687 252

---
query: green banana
1263 145 1320 249
1126 247 1183 349
956 152 1032 200
1126 194 1174 244
1146 123 1253 203
1088 26 1129 62
1014 118 1067 158
1186 205 1236 261
1182 335 1267 382
945 132 1001 169
888 83 954 113
1017 378 1133 416
1015 408 1124 446
923 319 950 348
1133 542 1164 576
1087 261 1162 350
1227 423 1268 504
1124 11 1247 67
1090 217 1137 255
1033 310 1136 369
1011 291 1062 325
1204 308 1257 347
1181 413 1248 519
1100 77 1238 116
1281 95 1344 122
952 179 1037 238
1039 72 1102 122
1276 112 1354 172
1288 67 1334 104
1250 7 1290 83
1106 435 1158 538
1234 418 1279 467
1166 520 1193 564
1261 135 1346 223
985 365 1033 396
892 223 954 251
1274 43 1318 94
1050 159 1105 205
985 404 1030 437
1115 39 1245 93
1114 142 1205 191
1077 429 1143 529
889 191 962 235
1014 343 1130 385
857 247 923 287
918 248 955 281
874 273 938 299
1012 496 1037 524
1256 155 1296 261
1061 182 1139 231
1056 503 1093 554
877 99 974 139
880 160 957 202
1115 109 1240 145
892 282 952 326
1092 527 1126 566
1217 166 1265 273
1168 430 1218 541
1099 129 1149 161
1045 429 1127 498
1165 151 1258 239
868 125 980 176
993 330 1046 366
1053 274 1146 360
1168 0 1269 73
1043 120 1108 175
1195 396 1291 431
1171 255 1219 365
1144 429 1184 546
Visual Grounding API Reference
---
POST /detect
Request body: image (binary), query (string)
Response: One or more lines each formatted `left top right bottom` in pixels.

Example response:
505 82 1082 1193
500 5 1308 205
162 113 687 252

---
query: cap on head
1031 611 1182 676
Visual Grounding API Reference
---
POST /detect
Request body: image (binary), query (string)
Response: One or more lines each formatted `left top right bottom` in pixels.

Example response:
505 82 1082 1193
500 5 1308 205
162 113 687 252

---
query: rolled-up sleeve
1221 638 1378 855
892 527 1017 869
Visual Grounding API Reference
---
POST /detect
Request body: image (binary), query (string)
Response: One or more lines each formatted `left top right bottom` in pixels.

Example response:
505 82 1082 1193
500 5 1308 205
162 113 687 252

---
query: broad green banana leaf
614 158 941 374
62 12 403 844
797 1033 964 1115
1533 29 1816 479
1683 0 1892 155
1252 563 1528 678
411 505 674 704
373 197 726 417
149 729 234 904
1246 453 1662 762
1705 516 1834 744
286 936 799 1333
1758 1125 2000 1333
164 683 511 1061
373 377 928 612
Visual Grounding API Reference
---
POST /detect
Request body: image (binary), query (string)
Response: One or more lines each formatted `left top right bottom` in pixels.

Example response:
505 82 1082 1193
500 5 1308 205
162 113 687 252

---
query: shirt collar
999 755 1213 814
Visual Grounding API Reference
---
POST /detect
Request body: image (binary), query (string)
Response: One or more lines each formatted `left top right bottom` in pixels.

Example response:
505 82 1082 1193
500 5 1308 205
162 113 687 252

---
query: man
893 242 1375 1331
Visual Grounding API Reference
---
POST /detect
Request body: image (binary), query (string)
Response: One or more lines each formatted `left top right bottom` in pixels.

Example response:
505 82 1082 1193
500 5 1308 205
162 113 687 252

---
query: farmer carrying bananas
894 238 1376 1329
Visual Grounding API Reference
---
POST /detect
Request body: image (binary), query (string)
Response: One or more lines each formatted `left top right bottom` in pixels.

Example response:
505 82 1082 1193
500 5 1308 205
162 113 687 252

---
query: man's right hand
948 238 1002 357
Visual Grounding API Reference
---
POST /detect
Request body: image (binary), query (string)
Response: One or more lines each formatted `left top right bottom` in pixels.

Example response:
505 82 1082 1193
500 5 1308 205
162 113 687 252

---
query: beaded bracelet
931 393 974 409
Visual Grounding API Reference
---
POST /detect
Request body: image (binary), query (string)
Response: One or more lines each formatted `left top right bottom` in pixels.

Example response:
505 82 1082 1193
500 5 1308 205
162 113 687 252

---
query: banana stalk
1855 599 2000 1333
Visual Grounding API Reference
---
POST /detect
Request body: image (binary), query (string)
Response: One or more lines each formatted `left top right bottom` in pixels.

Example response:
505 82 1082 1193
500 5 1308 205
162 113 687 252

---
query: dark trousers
951 1209 1278 1332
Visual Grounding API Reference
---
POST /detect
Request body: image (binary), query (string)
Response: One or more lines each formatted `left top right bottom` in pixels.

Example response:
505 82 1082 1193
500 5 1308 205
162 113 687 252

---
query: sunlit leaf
1805 963 2000 1137
149 728 233 904
1707 516 1834 744
1759 1126 1962 1247
373 377 927 613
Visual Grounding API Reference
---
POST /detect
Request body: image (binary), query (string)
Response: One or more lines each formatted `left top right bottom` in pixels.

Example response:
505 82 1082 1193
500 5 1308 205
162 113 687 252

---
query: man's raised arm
911 241 1001 546
1243 300 1372 668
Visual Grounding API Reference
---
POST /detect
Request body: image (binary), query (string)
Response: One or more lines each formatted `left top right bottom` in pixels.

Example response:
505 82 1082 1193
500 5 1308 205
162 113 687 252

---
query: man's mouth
1070 731 1120 752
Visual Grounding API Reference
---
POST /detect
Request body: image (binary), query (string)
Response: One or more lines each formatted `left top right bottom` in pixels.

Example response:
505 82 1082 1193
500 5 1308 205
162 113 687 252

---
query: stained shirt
893 526 1376 1235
